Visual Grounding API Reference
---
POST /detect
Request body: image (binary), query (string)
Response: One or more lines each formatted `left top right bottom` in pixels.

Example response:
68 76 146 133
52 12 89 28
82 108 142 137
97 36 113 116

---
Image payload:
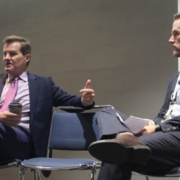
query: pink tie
0 77 19 112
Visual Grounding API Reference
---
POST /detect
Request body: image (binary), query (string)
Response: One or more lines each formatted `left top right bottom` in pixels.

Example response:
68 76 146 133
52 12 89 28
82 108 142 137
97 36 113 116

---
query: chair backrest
49 112 99 150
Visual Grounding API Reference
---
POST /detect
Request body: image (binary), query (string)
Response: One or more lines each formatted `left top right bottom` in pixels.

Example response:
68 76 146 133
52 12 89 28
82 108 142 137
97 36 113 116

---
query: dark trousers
0 123 33 160
96 109 180 180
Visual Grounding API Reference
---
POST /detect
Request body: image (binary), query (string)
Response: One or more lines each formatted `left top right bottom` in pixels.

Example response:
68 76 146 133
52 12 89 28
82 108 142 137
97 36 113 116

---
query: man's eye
9 52 16 56
173 32 180 37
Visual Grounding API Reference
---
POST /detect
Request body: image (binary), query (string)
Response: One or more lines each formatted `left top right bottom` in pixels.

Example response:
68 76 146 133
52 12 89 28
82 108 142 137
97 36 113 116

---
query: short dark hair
174 13 180 21
3 35 31 56
3 35 31 66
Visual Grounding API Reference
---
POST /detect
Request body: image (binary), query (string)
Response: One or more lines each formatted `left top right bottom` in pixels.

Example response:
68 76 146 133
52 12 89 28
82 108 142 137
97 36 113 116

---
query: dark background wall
0 0 177 179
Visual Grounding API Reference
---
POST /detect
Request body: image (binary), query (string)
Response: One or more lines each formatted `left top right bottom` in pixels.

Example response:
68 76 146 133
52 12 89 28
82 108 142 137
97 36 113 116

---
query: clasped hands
80 79 95 106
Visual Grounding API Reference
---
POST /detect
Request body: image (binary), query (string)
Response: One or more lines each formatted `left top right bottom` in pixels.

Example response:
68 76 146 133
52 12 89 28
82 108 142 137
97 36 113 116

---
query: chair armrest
56 105 113 112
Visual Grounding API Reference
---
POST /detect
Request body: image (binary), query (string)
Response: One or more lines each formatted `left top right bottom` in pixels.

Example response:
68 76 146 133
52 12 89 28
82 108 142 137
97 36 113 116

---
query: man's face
3 42 30 76
169 19 180 57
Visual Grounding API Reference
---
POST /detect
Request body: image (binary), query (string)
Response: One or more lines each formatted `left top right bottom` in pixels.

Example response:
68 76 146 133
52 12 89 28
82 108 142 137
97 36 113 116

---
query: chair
20 111 100 180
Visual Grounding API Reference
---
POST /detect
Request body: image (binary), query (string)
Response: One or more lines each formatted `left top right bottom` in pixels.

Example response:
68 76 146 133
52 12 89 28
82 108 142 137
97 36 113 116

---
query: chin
4 68 13 74
4 67 10 71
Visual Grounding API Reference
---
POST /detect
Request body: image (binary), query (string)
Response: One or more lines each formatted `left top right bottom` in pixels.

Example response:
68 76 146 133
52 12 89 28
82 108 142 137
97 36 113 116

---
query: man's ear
25 54 31 64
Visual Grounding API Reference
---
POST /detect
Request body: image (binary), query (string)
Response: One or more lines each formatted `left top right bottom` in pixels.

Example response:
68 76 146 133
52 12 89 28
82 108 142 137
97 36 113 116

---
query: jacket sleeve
49 77 94 109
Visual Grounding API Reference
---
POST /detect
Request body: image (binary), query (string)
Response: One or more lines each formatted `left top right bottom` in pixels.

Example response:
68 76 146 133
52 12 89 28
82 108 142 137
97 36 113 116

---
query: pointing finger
84 79 91 89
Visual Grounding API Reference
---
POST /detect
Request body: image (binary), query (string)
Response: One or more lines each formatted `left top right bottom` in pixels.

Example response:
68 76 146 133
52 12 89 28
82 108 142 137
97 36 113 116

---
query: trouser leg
132 131 180 174
95 107 130 139
98 131 180 179
0 123 32 159
97 162 132 180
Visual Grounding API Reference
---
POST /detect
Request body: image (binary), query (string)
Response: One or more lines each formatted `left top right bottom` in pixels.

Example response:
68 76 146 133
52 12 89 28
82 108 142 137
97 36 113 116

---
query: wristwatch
155 124 161 132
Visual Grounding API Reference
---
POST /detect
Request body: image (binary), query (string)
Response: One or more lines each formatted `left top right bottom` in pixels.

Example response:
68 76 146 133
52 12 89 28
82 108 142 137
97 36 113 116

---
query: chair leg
145 176 149 180
33 169 41 180
19 167 26 180
89 163 96 180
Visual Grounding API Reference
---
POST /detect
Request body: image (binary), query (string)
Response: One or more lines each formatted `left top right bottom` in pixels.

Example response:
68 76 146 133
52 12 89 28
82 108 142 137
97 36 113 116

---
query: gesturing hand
80 79 95 105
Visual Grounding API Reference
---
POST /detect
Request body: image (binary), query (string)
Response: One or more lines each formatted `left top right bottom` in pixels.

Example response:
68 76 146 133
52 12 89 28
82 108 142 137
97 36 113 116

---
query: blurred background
0 0 177 179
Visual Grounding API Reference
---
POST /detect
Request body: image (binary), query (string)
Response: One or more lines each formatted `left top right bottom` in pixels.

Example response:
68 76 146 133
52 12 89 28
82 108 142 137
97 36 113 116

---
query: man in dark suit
0 35 95 175
89 13 180 180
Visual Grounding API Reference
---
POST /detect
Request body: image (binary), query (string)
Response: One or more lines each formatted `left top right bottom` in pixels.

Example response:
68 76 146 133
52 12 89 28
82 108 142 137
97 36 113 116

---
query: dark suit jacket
0 72 94 161
154 72 180 132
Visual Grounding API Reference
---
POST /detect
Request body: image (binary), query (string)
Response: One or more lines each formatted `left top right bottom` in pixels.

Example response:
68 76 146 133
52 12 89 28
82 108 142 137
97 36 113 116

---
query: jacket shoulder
28 73 52 81
0 73 7 78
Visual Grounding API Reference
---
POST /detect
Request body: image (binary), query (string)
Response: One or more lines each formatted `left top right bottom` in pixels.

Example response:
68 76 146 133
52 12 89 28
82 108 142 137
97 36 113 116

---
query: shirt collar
8 71 28 83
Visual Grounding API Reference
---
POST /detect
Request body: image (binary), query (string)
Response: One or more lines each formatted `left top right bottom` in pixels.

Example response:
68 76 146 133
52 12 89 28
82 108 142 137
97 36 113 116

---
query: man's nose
4 53 10 59
169 35 175 44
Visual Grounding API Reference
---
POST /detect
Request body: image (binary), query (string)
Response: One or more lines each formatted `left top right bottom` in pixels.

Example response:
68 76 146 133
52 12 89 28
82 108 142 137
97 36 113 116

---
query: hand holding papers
116 113 154 135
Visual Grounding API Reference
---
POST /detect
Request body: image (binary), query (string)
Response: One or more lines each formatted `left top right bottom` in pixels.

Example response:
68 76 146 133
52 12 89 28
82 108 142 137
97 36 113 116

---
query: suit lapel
0 73 7 96
171 73 180 94
28 73 39 126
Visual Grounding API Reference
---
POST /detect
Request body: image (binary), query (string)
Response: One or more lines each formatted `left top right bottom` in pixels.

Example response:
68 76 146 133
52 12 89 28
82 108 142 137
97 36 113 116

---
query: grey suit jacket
154 73 180 132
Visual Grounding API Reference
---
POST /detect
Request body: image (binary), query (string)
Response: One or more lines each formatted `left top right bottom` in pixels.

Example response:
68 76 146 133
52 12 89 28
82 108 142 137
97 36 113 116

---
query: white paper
117 114 154 134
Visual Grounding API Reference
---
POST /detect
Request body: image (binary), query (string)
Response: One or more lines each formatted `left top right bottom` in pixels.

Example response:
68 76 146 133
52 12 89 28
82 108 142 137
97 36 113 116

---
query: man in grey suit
89 13 180 180
0 35 95 177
